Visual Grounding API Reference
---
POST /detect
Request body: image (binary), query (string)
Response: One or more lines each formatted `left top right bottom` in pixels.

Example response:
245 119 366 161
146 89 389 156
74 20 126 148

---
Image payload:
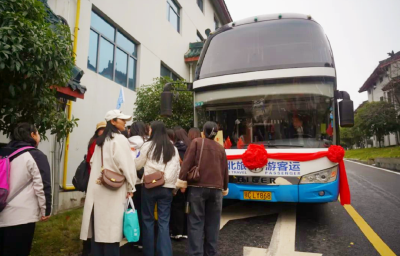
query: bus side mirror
339 99 354 127
161 91 173 117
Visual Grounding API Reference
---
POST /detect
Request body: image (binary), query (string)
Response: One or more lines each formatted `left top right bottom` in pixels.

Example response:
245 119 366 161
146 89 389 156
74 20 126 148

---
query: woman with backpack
176 121 229 256
170 127 190 240
135 121 181 256
80 110 137 256
127 121 148 251
0 123 52 256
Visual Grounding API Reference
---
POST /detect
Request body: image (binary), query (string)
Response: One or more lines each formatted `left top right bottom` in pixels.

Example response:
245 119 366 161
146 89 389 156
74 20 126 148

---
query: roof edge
358 51 400 93
212 0 232 24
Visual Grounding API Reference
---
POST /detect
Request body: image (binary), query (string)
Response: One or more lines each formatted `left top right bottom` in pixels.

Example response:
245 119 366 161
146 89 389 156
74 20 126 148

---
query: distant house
358 51 400 147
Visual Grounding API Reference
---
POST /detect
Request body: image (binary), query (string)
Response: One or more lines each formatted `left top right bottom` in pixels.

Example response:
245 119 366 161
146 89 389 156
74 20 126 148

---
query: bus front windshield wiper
265 144 304 148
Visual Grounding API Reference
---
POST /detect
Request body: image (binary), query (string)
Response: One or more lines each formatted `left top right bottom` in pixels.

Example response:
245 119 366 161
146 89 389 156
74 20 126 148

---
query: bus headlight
300 166 338 184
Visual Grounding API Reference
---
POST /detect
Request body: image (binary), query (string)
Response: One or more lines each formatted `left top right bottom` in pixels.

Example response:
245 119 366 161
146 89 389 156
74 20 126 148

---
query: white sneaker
170 234 182 240
181 235 188 239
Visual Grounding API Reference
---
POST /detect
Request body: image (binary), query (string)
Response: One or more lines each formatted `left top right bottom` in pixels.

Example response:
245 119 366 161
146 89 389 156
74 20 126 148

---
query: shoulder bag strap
9 146 35 159
197 139 205 169
6 147 36 204
101 146 104 170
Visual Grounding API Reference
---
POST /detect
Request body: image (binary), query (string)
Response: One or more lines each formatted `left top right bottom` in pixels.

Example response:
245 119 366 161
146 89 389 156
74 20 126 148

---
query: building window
196 31 204 42
197 0 203 12
88 11 138 90
167 0 180 32
388 91 393 104
161 64 179 81
214 16 219 31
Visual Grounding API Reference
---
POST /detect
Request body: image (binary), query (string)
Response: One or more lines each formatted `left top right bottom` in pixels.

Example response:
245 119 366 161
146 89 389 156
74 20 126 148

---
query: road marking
344 159 400 175
339 198 396 256
220 202 280 229
266 206 322 256
244 246 268 256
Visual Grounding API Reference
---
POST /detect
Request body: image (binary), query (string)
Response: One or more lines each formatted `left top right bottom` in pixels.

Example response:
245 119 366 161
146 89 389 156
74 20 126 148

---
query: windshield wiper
265 144 304 148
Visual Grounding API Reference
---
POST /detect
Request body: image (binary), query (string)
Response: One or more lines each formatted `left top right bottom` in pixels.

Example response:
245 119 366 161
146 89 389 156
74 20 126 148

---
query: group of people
0 109 229 256
82 109 229 256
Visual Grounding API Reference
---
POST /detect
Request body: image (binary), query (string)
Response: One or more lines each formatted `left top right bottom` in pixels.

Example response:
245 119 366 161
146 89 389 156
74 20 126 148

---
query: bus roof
224 13 319 29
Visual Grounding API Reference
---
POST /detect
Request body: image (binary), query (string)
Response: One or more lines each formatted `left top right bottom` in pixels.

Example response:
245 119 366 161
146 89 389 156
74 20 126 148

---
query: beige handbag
99 147 126 190
143 171 165 189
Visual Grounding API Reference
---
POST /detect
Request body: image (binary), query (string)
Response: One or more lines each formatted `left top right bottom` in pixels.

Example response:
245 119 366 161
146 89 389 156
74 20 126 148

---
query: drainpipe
189 63 193 82
62 0 81 190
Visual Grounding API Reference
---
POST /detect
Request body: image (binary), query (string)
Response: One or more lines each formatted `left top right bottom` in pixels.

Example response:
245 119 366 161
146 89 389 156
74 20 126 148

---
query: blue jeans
141 186 173 256
187 187 223 256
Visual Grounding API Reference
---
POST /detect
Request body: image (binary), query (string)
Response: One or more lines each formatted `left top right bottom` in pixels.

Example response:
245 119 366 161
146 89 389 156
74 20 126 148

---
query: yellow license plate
243 191 272 201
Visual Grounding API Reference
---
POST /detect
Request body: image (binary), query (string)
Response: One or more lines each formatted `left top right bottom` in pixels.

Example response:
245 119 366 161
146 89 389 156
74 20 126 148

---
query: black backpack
72 155 89 192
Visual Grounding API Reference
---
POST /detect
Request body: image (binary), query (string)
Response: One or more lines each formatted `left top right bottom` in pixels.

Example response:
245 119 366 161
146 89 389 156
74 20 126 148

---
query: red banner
226 144 350 205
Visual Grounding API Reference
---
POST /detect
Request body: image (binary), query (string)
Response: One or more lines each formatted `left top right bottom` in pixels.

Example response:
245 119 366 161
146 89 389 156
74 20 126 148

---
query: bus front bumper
224 178 339 203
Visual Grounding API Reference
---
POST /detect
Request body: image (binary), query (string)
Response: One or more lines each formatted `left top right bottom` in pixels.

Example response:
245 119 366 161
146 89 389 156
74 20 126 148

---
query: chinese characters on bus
228 160 301 176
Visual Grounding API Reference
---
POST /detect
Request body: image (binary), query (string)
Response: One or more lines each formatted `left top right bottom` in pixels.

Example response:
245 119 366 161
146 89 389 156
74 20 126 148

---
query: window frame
89 10 138 90
196 31 204 42
167 0 181 33
160 63 180 81
214 15 219 31
197 0 204 12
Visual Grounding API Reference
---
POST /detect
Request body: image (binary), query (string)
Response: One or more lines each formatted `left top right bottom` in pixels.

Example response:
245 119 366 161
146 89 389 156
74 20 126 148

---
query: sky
224 0 400 108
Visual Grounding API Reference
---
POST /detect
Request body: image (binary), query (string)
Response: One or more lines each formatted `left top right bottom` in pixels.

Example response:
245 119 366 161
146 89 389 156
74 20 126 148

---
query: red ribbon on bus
226 144 351 205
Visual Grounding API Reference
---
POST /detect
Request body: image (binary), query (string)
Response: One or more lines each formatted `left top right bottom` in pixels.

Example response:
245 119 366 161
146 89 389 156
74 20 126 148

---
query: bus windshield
196 94 335 149
200 19 333 79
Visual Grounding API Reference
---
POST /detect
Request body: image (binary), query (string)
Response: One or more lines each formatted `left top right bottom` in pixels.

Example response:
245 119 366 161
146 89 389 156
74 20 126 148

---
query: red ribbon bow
227 145 350 205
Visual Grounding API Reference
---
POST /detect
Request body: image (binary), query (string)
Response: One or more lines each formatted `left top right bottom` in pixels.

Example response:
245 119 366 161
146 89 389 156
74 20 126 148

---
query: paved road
121 160 400 255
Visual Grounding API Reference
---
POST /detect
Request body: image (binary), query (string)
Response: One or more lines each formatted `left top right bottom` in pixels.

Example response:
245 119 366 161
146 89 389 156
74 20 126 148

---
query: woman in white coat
80 110 137 256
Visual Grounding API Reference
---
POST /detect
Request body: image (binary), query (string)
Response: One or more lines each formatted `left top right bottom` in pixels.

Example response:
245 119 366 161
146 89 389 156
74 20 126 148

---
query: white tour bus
161 13 354 203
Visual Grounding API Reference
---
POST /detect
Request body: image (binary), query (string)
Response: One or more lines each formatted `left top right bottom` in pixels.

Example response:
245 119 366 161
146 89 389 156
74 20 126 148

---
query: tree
340 124 365 149
340 127 355 149
356 101 400 147
0 0 78 140
133 77 194 130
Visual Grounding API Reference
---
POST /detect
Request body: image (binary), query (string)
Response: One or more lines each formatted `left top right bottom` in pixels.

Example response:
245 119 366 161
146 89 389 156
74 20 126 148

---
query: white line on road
344 159 400 176
266 206 322 256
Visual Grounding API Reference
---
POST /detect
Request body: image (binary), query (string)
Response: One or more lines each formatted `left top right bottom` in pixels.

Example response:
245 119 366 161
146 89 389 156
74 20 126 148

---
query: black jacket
174 141 187 161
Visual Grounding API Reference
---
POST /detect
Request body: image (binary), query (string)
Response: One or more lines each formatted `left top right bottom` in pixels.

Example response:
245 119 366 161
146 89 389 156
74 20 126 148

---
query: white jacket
80 134 137 243
135 141 180 189
128 136 145 184
0 141 51 227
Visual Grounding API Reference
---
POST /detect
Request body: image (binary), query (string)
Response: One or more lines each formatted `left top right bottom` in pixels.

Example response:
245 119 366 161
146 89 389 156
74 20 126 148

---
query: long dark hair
167 129 175 142
203 121 218 140
10 123 38 147
147 121 175 164
174 128 191 147
88 131 100 149
130 121 147 141
96 120 120 147
188 127 201 141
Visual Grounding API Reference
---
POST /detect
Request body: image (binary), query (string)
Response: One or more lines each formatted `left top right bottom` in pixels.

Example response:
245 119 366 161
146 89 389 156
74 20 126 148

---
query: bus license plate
243 191 272 201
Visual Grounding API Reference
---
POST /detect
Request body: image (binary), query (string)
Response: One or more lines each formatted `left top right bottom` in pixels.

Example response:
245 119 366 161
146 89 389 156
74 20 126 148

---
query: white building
0 0 232 212
358 51 400 147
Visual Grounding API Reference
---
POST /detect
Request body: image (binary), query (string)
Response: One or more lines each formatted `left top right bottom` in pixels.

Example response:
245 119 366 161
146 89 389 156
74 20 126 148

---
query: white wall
46 0 222 187
367 65 398 147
